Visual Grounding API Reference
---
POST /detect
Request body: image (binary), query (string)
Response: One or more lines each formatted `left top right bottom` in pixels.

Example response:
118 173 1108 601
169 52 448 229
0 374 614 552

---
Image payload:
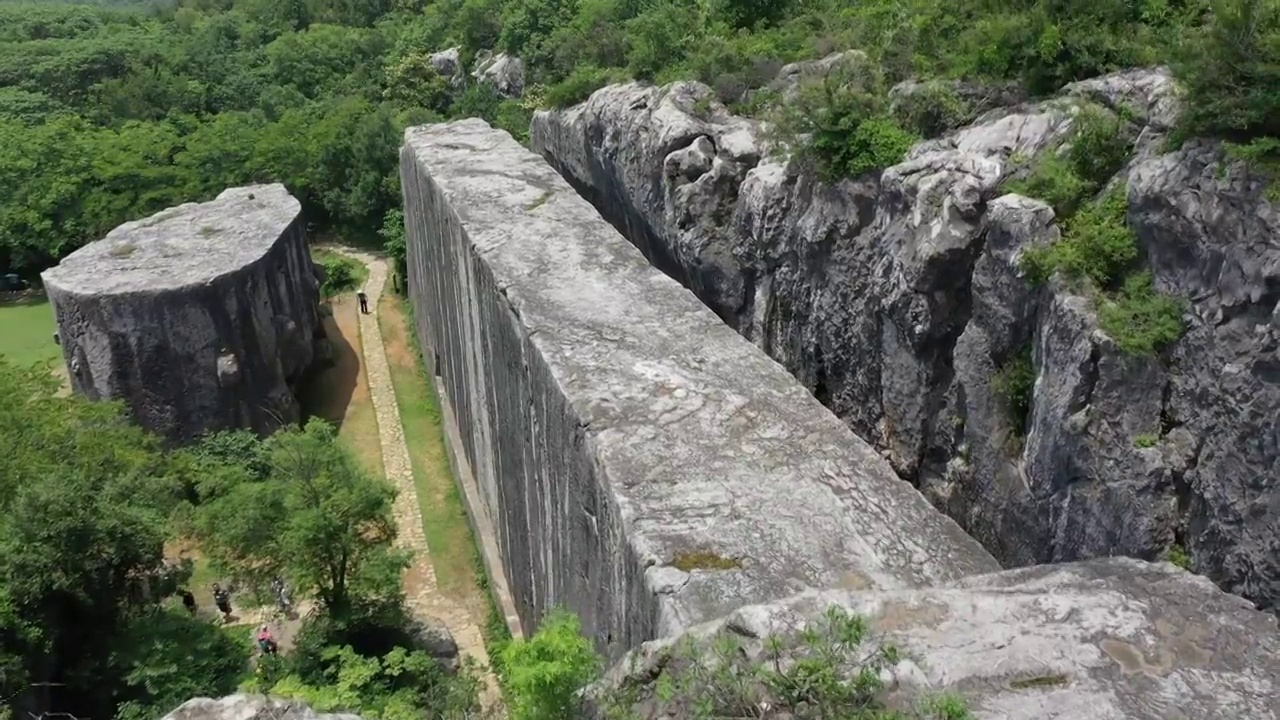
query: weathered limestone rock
42 184 323 443
163 695 362 720
1128 139 1280 608
471 51 524 98
401 119 997 662
598 558 1280 720
529 69 1280 611
429 46 465 88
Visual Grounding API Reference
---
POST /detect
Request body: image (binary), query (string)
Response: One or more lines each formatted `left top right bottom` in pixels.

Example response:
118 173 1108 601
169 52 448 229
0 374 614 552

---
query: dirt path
337 249 500 710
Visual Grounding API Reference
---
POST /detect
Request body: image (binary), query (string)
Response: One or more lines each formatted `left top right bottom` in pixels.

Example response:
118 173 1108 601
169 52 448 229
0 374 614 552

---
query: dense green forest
3 0 1279 718
1 0 1277 278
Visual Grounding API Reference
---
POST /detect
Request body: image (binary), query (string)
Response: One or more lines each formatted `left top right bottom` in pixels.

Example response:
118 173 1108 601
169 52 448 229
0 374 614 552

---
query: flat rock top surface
403 119 998 628
609 558 1280 720
43 184 301 295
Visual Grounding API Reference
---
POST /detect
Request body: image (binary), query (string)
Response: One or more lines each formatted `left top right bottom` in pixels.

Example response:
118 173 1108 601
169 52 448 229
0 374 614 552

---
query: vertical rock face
400 119 997 661
398 119 1280 720
529 69 1280 611
41 184 323 444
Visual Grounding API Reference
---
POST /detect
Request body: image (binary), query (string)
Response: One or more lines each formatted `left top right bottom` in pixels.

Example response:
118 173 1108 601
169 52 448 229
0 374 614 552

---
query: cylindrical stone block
41 184 325 444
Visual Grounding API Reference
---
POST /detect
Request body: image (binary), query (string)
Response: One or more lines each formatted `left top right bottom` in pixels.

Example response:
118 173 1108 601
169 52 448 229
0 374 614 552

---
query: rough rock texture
401 119 997 662
41 184 323 443
471 51 524 98
597 558 1280 720
163 695 363 720
429 46 465 88
529 68 1280 611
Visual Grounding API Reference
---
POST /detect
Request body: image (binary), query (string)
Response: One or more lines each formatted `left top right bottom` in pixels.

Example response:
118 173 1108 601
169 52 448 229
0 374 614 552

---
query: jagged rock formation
597 558 1280 720
401 118 997 662
399 118 1280 718
471 50 525 98
528 69 1280 612
163 695 362 720
41 184 324 444
428 47 465 88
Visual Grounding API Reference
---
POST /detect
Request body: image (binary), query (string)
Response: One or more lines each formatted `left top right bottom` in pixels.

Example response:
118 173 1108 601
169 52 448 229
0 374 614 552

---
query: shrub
1068 104 1133 188
1133 433 1159 448
1005 151 1094 219
892 81 972 139
1164 543 1193 571
603 605 974 719
623 1 705 80
991 343 1036 438
501 609 601 720
774 61 918 181
320 254 358 297
1019 188 1138 289
1174 0 1280 140
543 64 624 108
1223 136 1280 200
1005 103 1132 219
1098 272 1186 355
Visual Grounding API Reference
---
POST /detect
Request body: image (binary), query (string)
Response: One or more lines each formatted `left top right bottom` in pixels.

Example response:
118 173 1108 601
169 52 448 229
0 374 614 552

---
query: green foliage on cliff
992 343 1036 441
501 609 601 720
601 605 974 720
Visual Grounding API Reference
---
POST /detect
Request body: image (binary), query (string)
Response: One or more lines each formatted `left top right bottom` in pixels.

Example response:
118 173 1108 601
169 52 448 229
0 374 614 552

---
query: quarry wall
400 119 998 661
400 119 1280 717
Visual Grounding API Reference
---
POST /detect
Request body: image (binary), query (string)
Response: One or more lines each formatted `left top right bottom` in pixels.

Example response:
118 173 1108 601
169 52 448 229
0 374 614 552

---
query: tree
501 610 601 720
0 359 188 719
194 418 408 614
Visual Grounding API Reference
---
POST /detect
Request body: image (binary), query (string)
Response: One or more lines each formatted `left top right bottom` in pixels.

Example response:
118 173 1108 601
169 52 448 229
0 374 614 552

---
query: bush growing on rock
501 609 601 720
600 606 974 720
772 59 917 180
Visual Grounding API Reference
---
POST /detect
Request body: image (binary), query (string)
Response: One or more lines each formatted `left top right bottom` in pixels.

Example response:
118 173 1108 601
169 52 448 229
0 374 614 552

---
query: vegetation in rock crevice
991 342 1036 448
600 605 972 720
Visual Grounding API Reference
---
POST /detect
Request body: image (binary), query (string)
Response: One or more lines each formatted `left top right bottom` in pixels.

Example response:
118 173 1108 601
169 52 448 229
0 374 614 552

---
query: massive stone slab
400 119 997 661
599 558 1280 720
42 184 323 443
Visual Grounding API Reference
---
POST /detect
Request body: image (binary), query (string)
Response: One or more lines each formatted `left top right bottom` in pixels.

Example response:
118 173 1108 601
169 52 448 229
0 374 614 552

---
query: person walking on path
271 577 292 617
256 625 278 655
357 290 369 314
179 589 197 615
212 583 233 623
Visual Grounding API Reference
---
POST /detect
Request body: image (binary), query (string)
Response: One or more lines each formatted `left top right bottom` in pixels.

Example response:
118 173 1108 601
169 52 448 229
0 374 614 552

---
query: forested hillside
3 1 1279 719
2 0 1276 278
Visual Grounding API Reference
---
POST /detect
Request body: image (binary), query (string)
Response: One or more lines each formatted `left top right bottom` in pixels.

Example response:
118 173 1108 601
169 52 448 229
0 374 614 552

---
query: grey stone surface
1128 140 1280 610
400 119 998 662
471 52 524 98
597 558 1280 720
529 70 1280 611
163 695 363 720
41 184 323 443
429 46 465 87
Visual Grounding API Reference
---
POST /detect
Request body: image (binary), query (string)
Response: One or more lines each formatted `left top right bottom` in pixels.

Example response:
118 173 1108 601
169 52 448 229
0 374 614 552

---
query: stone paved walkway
339 249 501 712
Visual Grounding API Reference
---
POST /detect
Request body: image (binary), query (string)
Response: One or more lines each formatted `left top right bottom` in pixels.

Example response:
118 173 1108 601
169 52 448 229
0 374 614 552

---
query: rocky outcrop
529 68 1280 611
41 184 324 444
471 51 524 98
428 46 465 88
163 695 362 720
597 558 1280 720
400 118 1280 719
401 119 997 663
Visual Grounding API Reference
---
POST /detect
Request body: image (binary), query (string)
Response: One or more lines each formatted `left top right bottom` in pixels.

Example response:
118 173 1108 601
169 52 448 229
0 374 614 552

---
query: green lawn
0 295 59 368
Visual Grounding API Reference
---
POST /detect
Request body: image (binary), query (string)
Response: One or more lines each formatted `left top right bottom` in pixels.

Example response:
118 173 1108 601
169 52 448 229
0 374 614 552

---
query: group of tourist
175 578 293 656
